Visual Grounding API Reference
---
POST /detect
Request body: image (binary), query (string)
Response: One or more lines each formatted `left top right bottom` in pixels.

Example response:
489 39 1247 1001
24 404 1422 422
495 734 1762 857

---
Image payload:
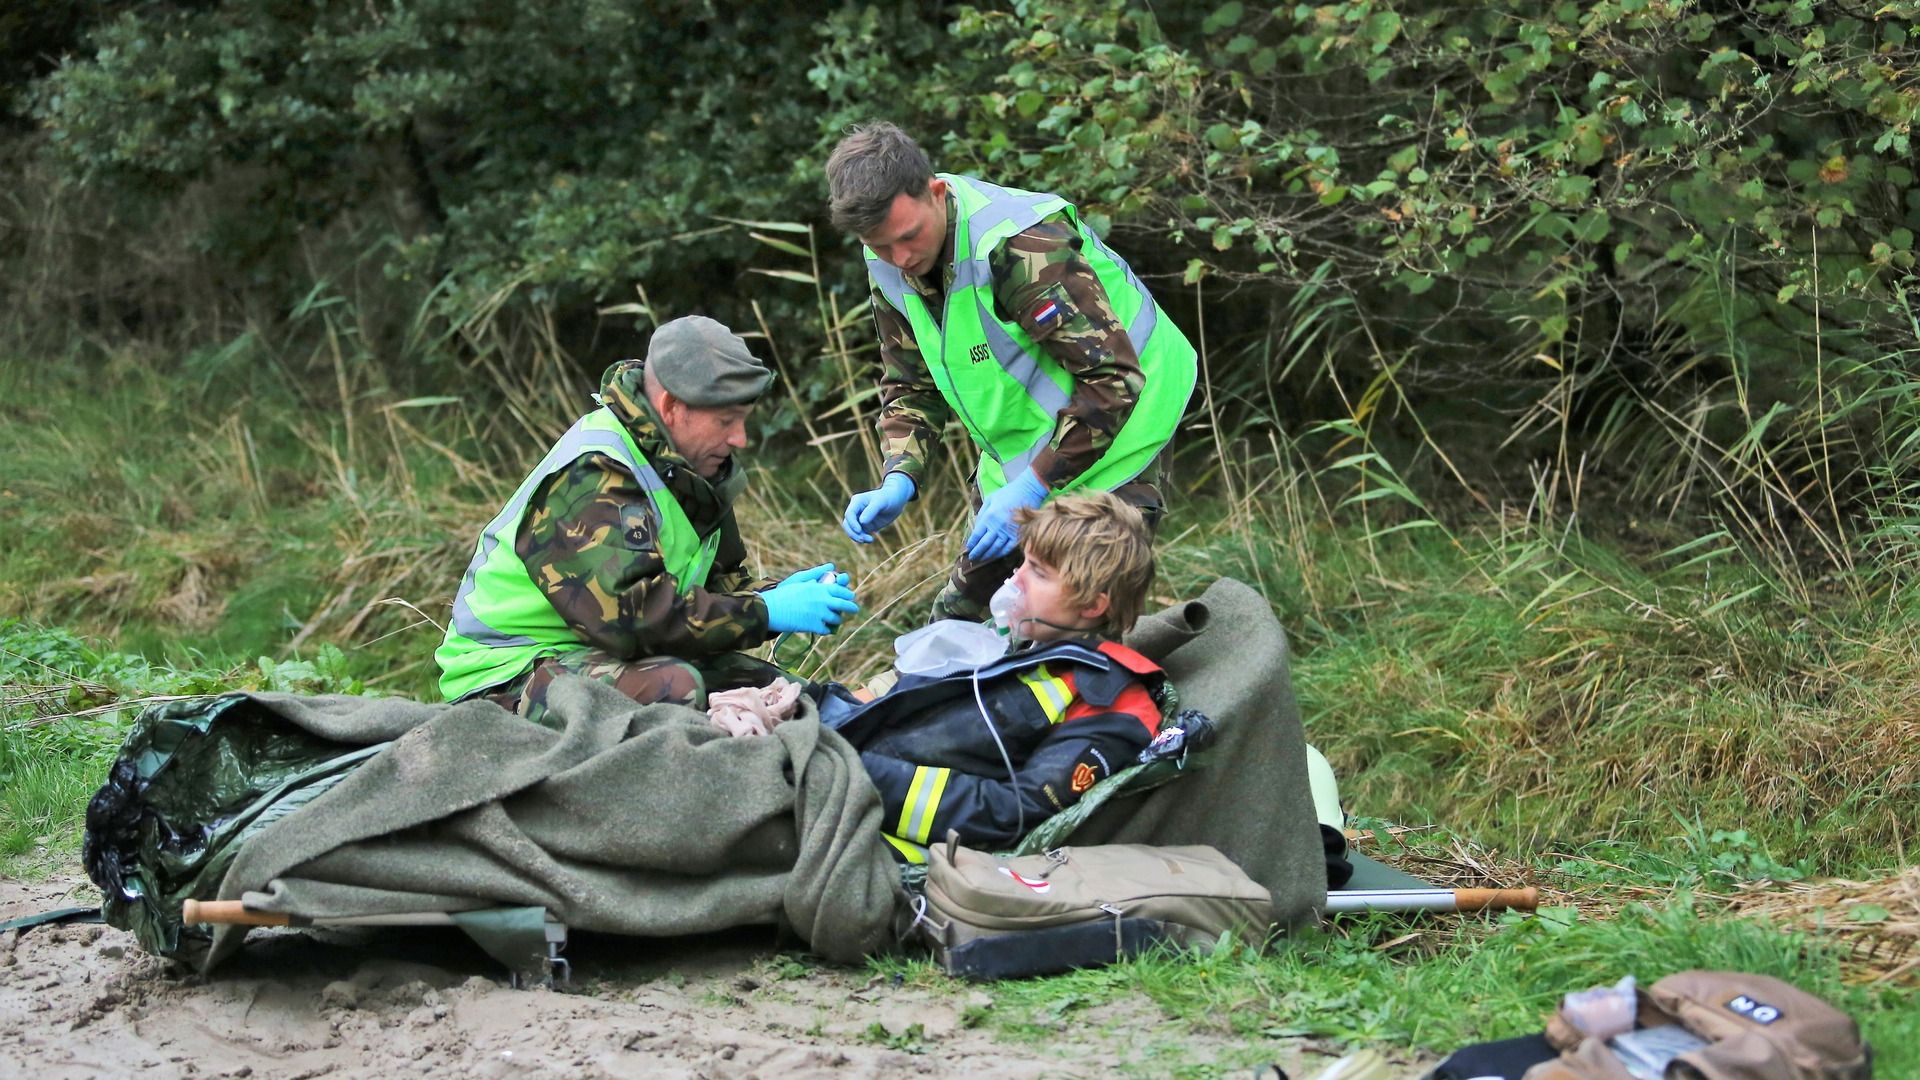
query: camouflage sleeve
705 508 774 594
516 453 773 659
988 217 1144 490
872 286 950 482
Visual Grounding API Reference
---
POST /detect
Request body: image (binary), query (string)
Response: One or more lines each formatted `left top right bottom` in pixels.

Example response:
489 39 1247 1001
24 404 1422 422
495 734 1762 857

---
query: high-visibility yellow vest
865 173 1196 495
434 406 720 701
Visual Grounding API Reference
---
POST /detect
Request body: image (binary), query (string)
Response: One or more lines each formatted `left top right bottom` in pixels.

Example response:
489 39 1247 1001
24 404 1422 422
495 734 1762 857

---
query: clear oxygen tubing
763 568 844 671
977 578 1028 841
970 662 1025 843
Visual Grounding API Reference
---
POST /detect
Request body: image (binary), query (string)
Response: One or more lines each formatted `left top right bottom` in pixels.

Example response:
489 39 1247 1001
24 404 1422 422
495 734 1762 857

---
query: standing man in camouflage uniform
826 122 1197 624
435 316 859 724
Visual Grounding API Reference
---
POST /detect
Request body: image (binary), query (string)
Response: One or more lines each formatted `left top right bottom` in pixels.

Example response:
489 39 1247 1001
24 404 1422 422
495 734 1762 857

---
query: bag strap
1099 901 1125 955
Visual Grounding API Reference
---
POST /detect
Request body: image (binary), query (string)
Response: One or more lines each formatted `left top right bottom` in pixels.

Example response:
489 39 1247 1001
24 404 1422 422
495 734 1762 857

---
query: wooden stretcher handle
1452 887 1539 912
181 899 293 926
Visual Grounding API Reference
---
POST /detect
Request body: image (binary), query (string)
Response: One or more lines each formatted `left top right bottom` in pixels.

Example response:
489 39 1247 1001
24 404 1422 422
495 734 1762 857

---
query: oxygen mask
988 578 1026 641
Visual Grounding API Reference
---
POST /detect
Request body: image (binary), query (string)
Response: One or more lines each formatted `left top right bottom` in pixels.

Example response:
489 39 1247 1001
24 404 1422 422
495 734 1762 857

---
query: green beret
645 316 773 406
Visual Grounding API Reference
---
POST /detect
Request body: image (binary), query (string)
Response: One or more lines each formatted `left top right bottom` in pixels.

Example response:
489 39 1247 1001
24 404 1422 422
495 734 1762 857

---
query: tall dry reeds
6 197 1915 871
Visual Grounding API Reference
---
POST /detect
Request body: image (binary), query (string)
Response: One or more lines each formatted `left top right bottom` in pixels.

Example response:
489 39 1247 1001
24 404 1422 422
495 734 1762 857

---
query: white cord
970 661 1025 842
906 892 939 935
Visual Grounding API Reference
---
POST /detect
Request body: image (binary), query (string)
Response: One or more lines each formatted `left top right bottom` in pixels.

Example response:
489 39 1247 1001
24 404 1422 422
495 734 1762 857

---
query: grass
0 618 370 875
1 339 1914 1068
865 854 1917 1074
864 829 1916 1073
0 340 496 702
1271 523 1919 875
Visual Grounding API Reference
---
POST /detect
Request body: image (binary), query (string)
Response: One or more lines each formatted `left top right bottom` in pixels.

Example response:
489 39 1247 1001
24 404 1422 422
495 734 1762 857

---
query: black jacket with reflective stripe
820 638 1165 857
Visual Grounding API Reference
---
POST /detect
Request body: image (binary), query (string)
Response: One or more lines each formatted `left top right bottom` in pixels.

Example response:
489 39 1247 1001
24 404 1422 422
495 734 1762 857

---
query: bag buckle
1038 847 1071 878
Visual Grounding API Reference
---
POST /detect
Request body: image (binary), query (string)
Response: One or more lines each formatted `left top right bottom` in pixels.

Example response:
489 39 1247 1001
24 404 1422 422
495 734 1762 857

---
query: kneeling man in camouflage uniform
435 316 859 723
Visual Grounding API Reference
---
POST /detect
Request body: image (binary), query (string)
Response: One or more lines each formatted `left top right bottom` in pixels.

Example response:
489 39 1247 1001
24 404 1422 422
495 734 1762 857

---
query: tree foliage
29 1 948 336
17 0 1920 529
910 0 1920 524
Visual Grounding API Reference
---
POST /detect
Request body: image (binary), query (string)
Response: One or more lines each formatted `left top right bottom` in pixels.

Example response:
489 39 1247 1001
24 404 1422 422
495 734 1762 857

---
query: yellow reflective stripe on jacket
898 765 953 844
881 832 929 864
1018 663 1073 724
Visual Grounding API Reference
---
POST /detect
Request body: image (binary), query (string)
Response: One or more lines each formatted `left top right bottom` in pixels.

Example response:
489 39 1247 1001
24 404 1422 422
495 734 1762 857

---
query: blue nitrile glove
964 468 1050 564
773 563 851 591
842 472 917 544
760 575 860 635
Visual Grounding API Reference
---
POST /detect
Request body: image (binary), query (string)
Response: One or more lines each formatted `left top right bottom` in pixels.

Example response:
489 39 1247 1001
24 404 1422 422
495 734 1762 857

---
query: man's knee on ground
529 650 709 711
602 657 706 708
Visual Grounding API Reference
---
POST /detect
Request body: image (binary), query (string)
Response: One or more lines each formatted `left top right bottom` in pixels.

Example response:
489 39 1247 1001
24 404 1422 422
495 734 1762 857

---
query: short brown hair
825 121 935 235
1014 491 1156 637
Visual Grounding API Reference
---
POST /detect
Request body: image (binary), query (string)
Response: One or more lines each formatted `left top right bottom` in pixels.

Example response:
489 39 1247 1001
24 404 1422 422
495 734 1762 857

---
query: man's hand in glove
964 468 1050 564
842 472 916 544
772 562 851 591
760 568 860 635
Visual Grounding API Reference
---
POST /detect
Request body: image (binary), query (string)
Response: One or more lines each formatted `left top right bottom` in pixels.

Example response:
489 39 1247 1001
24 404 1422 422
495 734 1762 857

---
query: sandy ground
0 876 1393 1079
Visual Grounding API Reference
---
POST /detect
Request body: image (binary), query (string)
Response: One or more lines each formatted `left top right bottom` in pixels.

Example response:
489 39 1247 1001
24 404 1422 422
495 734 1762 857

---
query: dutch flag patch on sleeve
1026 294 1068 337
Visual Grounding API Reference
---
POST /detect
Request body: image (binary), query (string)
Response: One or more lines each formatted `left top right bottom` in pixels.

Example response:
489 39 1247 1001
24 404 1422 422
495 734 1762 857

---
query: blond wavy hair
1014 490 1155 636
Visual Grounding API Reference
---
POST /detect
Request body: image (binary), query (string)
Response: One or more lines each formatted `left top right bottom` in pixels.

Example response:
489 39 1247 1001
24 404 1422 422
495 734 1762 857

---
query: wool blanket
203 677 899 971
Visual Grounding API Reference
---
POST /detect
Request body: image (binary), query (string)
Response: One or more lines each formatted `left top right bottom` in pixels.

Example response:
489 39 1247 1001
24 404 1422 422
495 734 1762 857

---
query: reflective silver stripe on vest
973 199 1166 482
965 179 1065 238
1083 228 1162 348
968 177 1161 351
868 258 912 314
448 420 667 648
864 177 1169 486
868 250 1002 301
959 181 1071 450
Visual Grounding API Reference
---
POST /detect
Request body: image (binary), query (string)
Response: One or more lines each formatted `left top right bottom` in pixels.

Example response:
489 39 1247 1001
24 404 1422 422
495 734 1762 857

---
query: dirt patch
0 876 1360 1078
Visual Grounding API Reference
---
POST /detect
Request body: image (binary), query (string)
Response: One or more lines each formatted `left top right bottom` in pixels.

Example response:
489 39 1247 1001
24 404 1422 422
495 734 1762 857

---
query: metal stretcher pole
1323 887 1539 915
181 900 572 988
182 900 461 927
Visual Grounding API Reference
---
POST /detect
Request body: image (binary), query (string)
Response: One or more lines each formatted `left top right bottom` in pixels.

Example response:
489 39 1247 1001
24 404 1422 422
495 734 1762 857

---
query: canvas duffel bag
912 834 1274 979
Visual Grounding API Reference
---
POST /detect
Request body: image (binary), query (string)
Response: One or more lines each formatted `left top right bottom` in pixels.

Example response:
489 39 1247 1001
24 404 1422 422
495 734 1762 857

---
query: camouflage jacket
869 189 1145 490
514 360 772 661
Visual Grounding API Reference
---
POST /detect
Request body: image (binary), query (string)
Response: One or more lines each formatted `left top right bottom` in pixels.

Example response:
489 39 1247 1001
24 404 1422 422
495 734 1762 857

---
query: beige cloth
707 678 805 737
